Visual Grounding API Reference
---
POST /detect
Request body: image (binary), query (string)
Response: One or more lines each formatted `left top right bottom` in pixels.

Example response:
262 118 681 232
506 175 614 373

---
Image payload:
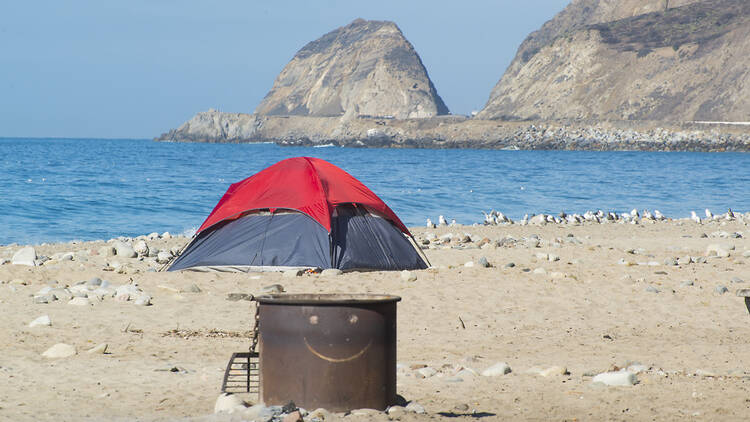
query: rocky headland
157 4 750 152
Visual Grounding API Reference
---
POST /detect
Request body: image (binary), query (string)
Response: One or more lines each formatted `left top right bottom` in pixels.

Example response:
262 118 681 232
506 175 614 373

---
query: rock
417 367 437 378
463 261 474 267
743 250 750 258
307 408 333 420
478 257 490 268
539 366 568 377
694 369 717 377
29 315 52 327
255 19 449 120
405 401 426 414
214 393 246 414
592 370 637 386
86 277 103 287
147 232 160 240
262 284 285 294
645 285 660 293
456 368 478 378
626 363 649 374
42 343 77 359
526 238 541 248
87 343 108 354
321 268 343 276
547 253 559 262
532 268 547 275
11 246 36 266
706 244 732 258
226 293 252 301
386 405 406 417
68 297 91 306
283 410 303 422
715 286 729 294
156 251 172 264
112 241 137 258
481 362 512 376
664 258 678 266
134 294 152 306
401 270 417 282
187 283 201 293
283 269 304 278
680 280 695 287
731 277 744 283
50 288 73 301
161 232 172 239
503 262 516 268
133 240 149 256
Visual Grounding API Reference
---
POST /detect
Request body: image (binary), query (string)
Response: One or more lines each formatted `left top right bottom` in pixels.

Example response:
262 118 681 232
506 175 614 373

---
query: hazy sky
0 1 569 138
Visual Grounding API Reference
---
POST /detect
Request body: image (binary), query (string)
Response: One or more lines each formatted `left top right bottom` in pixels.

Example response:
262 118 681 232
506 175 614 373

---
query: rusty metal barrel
255 294 401 412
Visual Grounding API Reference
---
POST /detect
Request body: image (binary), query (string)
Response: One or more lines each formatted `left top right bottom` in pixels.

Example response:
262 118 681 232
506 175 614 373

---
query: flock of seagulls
426 208 743 227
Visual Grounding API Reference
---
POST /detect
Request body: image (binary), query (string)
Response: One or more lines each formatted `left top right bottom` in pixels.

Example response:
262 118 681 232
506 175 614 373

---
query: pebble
626 363 649 374
320 268 343 276
307 408 333 420
706 244 732 258
539 366 568 377
548 254 560 262
386 405 406 417
11 246 36 266
533 268 547 275
226 293 252 301
112 241 137 258
592 370 637 386
156 251 172 264
42 343 77 359
664 258 678 266
714 286 729 294
87 343 108 354
262 284 285 294
730 277 744 283
417 367 437 378
29 315 52 327
187 283 201 293
401 270 417 282
478 256 490 268
214 393 246 414
68 297 91 306
481 362 512 376
87 277 103 287
134 294 152 306
283 269 304 278
743 250 750 258
133 240 149 256
680 280 694 287
645 285 660 293
405 401 426 414
503 262 516 268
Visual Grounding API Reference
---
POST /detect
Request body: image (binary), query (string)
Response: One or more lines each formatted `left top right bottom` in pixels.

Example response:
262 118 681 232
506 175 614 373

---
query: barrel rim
255 293 401 305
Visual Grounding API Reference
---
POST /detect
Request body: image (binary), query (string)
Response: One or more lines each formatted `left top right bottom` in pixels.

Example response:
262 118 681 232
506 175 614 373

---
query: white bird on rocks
583 211 594 221
726 208 735 220
496 212 508 224
438 215 448 226
521 214 529 226
596 210 605 219
426 218 435 228
691 211 701 224
449 219 457 226
630 209 639 218
642 209 653 220
654 210 665 220
705 209 713 219
482 212 494 225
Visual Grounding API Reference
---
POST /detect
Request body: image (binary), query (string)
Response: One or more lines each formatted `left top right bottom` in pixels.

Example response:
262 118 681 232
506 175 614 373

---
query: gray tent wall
168 207 427 272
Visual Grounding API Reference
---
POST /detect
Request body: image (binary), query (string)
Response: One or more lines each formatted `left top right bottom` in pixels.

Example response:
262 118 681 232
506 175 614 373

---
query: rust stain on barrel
255 294 400 412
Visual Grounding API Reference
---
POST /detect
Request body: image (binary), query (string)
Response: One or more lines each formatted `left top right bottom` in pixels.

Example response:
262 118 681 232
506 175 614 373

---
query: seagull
653 210 665 220
482 212 494 225
727 208 735 220
426 218 435 228
691 211 701 224
705 209 713 219
438 215 448 226
521 214 529 226
497 212 508 223
449 219 457 226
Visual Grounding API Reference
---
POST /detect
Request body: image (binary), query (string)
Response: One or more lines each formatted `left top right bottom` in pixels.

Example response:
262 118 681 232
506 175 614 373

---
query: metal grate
221 352 260 394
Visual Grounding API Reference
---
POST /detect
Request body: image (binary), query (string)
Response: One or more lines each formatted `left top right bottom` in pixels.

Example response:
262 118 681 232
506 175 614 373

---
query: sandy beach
1 217 749 421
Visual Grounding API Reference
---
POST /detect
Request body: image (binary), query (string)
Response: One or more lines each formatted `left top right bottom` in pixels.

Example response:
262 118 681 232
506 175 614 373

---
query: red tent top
197 157 410 235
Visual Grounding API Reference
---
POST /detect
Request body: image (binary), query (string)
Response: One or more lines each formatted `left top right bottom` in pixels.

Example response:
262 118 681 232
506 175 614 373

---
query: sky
0 1 570 139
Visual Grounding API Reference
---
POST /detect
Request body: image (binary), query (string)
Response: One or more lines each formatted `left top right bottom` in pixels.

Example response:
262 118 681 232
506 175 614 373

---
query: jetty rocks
478 0 750 121
255 18 449 120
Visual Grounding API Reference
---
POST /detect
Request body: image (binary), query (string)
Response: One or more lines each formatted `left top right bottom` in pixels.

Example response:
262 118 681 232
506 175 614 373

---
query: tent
168 157 428 272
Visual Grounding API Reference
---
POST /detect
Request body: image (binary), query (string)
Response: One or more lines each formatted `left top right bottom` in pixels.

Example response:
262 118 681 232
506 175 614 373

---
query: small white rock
401 270 417 282
156 251 172 264
592 370 637 386
481 362 512 376
29 315 52 327
11 246 37 266
214 393 246 414
405 401 426 414
42 343 77 359
68 297 91 306
87 343 108 354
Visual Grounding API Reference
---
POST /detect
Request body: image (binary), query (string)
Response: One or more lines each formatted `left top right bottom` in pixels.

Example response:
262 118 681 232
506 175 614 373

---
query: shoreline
155 111 750 152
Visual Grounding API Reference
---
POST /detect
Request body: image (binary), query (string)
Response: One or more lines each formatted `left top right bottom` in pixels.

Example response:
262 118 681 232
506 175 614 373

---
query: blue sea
1 137 748 245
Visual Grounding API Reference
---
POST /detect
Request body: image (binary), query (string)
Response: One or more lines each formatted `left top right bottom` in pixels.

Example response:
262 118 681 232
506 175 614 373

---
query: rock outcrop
478 0 750 121
254 18 449 119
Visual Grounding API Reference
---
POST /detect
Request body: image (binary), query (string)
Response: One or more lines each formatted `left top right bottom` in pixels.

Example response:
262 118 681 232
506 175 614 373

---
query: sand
1 219 749 421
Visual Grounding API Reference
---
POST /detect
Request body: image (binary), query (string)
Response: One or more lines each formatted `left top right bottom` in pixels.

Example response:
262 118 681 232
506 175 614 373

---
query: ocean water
1 137 748 245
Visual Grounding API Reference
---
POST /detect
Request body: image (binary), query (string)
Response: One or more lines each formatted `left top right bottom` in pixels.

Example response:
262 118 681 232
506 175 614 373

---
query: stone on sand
87 343 108 354
29 315 52 327
156 251 172 264
481 362 512 376
592 370 637 386
133 240 149 256
11 246 36 266
68 297 92 306
401 270 417 282
112 241 137 258
321 269 343 276
214 393 246 414
405 401 426 414
42 343 77 359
